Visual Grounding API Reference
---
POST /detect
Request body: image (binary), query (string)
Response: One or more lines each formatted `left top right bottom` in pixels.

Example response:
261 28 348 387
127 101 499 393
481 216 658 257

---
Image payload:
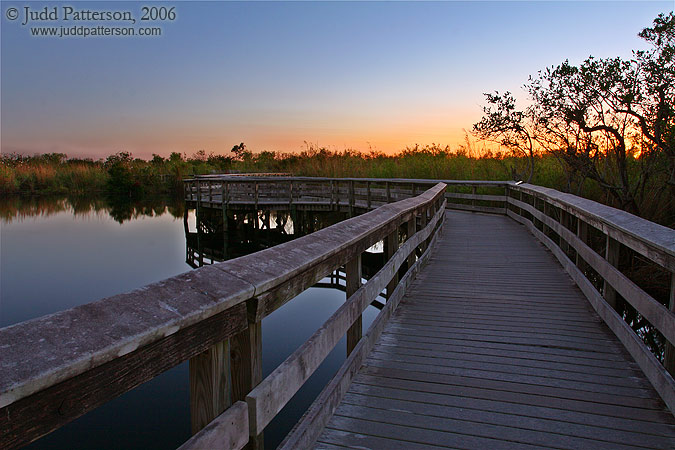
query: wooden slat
178 401 249 450
445 192 506 202
446 203 505 214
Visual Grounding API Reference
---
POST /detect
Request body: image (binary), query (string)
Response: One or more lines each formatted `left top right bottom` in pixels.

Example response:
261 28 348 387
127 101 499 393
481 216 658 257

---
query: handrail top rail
0 183 447 410
514 183 675 269
183 175 511 186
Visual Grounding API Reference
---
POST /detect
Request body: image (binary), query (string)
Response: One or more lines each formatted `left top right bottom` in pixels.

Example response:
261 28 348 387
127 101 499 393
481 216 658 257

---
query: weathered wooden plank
333 402 650 450
318 428 441 450
508 209 675 413
0 303 248 449
326 414 545 450
445 192 506 202
604 236 620 310
338 393 674 449
231 321 262 404
446 202 505 214
357 365 657 410
189 339 232 434
178 401 249 450
370 344 638 378
0 265 254 411
365 356 653 398
347 382 673 435
346 255 363 356
385 229 399 297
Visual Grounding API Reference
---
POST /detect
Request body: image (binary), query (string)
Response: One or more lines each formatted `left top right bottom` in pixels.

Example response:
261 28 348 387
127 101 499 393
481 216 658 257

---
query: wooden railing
506 183 675 413
0 182 446 450
184 176 508 214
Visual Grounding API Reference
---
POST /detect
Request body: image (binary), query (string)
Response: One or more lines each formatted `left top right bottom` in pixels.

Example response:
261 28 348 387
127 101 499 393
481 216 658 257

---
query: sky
1 1 672 159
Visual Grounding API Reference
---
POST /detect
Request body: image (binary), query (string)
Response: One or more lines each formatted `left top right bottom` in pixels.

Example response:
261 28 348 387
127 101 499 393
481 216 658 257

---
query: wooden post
330 180 335 209
208 182 213 204
412 183 417 197
189 340 232 434
560 209 569 254
386 181 391 203
420 206 428 253
231 315 263 449
346 255 362 355
254 182 259 210
385 229 399 297
407 216 416 270
222 184 229 259
289 181 294 206
196 181 201 208
543 201 551 235
504 185 509 214
576 219 588 270
367 181 371 209
349 180 355 216
471 186 477 208
664 273 675 376
603 236 620 310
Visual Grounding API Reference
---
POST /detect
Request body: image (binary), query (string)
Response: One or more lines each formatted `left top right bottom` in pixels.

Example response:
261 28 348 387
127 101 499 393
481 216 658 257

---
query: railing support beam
346 255 362 355
665 273 675 376
603 236 620 310
189 340 232 434
385 229 399 297
407 216 416 270
231 310 263 449
576 219 588 270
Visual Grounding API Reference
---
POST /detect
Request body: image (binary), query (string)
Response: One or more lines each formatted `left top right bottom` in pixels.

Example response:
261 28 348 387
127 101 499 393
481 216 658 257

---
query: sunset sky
1 1 672 159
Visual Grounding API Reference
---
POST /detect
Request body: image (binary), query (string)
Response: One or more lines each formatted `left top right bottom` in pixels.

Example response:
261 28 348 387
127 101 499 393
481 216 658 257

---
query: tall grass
1 147 671 226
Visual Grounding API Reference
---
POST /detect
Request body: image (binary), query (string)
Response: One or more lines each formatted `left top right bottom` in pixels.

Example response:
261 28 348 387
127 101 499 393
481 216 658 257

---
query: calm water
0 196 380 449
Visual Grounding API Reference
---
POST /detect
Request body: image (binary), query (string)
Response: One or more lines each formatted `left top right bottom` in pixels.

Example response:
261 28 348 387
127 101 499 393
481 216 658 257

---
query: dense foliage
474 12 674 221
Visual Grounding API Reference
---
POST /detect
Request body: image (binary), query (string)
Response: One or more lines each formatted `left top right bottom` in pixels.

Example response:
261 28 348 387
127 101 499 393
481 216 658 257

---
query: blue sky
1 1 672 158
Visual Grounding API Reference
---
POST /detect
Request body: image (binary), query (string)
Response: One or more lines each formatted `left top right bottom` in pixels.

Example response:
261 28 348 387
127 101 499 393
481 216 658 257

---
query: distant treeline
4 143 671 225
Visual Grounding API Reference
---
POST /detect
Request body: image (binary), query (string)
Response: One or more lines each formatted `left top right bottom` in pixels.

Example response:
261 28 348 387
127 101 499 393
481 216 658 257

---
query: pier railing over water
184 175 509 214
185 176 675 414
2 176 674 449
0 181 446 449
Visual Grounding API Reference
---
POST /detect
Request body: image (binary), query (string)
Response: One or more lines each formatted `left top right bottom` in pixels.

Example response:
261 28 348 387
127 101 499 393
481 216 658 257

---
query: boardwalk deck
316 211 675 450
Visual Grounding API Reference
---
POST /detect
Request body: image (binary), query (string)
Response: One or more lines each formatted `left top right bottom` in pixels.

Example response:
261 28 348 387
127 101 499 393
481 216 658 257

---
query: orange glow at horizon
2 108 488 159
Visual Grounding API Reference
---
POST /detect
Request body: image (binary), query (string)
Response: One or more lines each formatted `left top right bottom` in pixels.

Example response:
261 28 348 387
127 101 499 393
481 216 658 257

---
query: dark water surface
0 196 380 449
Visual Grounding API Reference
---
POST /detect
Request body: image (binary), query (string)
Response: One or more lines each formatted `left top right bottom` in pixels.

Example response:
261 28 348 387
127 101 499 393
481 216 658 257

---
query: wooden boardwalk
316 211 675 449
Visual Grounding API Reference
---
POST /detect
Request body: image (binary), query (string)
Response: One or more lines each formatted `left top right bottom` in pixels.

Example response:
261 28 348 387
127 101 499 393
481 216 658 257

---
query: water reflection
1 196 386 449
0 194 185 225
